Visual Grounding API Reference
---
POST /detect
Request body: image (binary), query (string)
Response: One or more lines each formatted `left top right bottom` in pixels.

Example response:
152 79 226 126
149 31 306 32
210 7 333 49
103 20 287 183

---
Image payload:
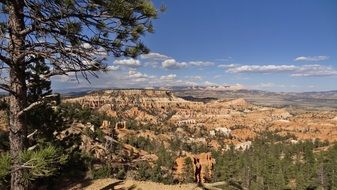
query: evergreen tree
182 157 194 183
26 57 52 104
0 1 160 189
211 133 337 190
26 57 57 145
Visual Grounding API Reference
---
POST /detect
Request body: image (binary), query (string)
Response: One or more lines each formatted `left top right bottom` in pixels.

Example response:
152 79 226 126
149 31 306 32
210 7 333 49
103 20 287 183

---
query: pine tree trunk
9 75 27 190
8 1 28 190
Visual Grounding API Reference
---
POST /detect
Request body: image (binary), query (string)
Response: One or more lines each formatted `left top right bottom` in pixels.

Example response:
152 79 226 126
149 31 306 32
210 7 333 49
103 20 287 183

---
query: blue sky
53 0 337 92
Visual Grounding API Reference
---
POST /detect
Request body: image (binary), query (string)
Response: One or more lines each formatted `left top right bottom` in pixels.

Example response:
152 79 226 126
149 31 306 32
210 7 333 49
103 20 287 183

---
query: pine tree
0 1 159 189
26 57 52 104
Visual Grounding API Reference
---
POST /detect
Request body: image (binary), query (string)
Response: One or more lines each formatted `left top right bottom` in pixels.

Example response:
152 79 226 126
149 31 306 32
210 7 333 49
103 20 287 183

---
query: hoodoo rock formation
67 89 337 143
64 89 337 182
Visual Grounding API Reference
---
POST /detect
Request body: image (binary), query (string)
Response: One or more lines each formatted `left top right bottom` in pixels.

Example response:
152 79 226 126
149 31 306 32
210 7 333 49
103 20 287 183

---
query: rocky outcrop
234 141 252 151
209 127 231 137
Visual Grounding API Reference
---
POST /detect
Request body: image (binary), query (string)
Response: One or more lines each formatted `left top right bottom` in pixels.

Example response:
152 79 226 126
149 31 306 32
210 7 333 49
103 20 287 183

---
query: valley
63 89 337 187
2 88 337 189
66 89 337 143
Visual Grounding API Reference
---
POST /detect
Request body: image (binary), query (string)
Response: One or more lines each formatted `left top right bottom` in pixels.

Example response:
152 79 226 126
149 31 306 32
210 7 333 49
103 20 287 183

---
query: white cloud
160 74 177 80
183 81 199 86
188 61 214 67
127 70 155 82
218 64 238 69
114 58 141 67
226 65 297 73
161 59 214 69
294 56 329 62
106 65 120 71
204 81 218 86
140 52 170 60
111 52 215 70
291 64 337 77
52 69 198 89
141 52 170 68
162 59 188 69
128 70 148 78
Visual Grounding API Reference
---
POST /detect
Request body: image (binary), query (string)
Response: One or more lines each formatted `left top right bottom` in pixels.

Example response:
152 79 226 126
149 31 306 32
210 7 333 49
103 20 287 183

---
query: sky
52 0 337 92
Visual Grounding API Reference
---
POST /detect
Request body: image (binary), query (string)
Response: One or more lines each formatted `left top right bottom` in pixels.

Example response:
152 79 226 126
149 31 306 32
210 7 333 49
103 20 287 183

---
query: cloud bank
294 56 329 62
221 64 337 77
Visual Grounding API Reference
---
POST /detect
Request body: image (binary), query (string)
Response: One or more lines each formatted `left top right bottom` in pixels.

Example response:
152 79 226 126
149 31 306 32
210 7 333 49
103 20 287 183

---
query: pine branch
27 129 37 139
17 94 59 117
0 83 14 95
0 54 12 66
47 66 103 77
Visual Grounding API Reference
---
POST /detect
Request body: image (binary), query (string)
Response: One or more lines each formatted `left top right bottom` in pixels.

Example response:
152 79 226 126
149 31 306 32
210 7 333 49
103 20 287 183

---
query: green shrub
0 152 10 184
0 145 67 186
124 136 155 153
93 165 112 179
115 166 127 180
135 161 152 180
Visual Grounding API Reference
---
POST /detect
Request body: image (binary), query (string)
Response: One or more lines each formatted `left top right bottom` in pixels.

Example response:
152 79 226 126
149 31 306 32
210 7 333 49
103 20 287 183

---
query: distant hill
168 85 337 109
54 87 103 97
